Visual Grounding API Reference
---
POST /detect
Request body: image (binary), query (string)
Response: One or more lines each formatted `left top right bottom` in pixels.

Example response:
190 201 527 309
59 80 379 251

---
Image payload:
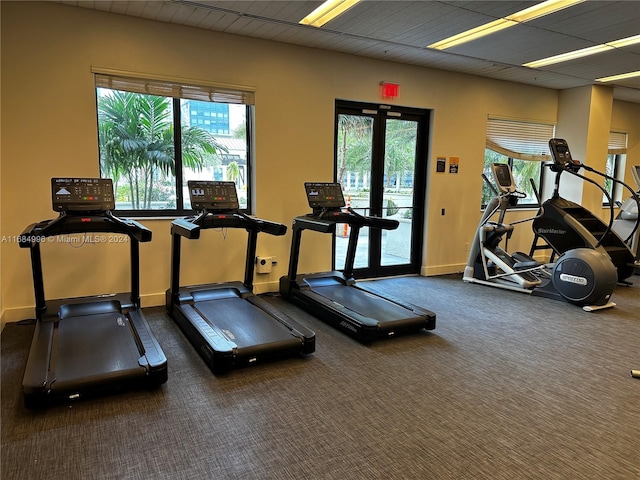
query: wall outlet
256 256 273 274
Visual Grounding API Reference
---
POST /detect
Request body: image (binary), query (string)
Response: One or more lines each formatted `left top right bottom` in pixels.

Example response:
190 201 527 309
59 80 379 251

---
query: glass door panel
381 118 418 266
333 101 429 278
335 114 373 270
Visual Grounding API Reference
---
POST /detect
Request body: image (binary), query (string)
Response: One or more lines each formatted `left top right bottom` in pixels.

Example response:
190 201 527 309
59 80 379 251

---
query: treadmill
18 178 167 409
166 180 315 374
279 182 436 343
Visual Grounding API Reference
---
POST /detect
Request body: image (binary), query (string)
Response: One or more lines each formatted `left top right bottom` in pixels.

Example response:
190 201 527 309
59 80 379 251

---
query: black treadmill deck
194 297 304 350
293 274 435 343
169 285 315 373
307 279 423 324
22 299 167 409
53 311 144 390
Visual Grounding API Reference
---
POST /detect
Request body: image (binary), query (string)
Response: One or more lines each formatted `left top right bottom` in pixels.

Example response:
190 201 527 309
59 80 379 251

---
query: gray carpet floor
2 274 639 479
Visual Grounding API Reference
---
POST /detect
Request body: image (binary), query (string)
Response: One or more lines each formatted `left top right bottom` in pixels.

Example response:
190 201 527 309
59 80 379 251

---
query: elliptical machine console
463 162 617 311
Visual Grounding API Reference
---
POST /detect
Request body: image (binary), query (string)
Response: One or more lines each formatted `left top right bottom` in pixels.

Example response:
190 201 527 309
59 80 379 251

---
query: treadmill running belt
194 297 300 348
312 284 420 322
54 312 144 390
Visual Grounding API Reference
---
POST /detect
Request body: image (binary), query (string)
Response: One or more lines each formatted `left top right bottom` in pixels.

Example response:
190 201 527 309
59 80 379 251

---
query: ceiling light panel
299 0 360 28
523 34 640 68
427 0 584 50
523 0 640 44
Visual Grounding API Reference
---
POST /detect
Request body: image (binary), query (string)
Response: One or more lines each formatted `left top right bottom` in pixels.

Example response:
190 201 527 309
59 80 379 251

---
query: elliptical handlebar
547 138 640 252
580 163 640 255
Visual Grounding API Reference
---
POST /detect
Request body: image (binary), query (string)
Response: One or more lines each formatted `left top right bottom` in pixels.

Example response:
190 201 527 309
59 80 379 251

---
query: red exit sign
380 82 399 99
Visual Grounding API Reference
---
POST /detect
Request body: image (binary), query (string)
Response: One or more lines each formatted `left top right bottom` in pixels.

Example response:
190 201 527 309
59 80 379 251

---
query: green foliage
336 115 373 189
386 198 399 216
482 149 542 207
97 89 226 209
383 119 417 190
336 115 416 192
227 161 240 183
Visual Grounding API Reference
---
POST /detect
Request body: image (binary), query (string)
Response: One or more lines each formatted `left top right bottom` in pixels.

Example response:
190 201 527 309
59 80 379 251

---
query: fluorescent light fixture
427 0 584 50
428 19 517 50
524 45 613 68
596 71 640 83
523 34 640 68
299 0 360 28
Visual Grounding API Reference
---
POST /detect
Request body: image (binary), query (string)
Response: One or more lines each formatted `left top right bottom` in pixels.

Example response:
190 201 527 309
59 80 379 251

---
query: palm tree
226 161 240 185
98 89 224 208
337 115 373 188
384 119 417 191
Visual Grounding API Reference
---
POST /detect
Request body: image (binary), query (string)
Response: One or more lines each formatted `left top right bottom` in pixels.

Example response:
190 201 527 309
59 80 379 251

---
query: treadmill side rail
246 296 316 354
173 303 237 373
128 309 169 383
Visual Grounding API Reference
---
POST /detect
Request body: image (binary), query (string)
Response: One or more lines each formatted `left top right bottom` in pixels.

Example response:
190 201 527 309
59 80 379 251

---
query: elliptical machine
463 162 618 311
530 139 640 283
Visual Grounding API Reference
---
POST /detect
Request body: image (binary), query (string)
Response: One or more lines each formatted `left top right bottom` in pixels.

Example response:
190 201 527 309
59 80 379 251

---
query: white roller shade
486 118 555 161
93 68 255 105
608 131 627 155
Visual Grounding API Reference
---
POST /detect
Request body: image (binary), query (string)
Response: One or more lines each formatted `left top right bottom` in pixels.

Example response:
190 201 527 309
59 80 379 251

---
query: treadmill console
490 163 516 194
304 182 345 210
52 178 115 212
188 180 239 211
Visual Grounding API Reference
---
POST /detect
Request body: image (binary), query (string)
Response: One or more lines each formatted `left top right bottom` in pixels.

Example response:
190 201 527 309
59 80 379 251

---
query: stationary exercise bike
463 162 618 311
530 139 640 283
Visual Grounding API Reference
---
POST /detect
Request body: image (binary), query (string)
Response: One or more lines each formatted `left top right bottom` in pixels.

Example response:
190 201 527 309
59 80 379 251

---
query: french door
334 100 430 278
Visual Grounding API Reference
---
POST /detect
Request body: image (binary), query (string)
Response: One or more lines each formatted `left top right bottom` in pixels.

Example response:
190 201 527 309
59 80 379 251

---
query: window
95 71 255 215
482 118 555 207
603 131 628 205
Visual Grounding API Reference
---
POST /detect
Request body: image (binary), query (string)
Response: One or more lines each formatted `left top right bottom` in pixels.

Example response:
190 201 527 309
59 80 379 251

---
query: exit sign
380 82 399 99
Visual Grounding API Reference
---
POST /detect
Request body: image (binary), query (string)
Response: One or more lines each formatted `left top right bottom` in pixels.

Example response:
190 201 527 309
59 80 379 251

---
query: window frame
481 151 546 209
602 131 628 206
482 117 555 210
94 70 255 217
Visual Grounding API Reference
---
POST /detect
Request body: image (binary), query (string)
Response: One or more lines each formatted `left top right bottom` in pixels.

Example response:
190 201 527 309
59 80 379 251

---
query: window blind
93 70 255 105
486 118 555 161
608 131 627 155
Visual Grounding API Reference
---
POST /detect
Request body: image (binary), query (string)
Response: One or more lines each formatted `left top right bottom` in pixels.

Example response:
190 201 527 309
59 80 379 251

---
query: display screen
304 182 345 208
51 178 115 212
549 138 572 164
491 163 514 189
187 180 239 211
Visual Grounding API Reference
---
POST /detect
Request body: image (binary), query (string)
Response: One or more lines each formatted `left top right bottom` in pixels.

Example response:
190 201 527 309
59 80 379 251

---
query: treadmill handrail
171 218 201 240
172 211 287 237
19 211 152 248
293 215 337 234
20 210 150 314
295 209 399 231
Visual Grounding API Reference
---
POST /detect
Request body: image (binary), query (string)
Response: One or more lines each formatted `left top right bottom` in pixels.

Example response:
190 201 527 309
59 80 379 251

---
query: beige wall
611 100 640 190
1 2 638 321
